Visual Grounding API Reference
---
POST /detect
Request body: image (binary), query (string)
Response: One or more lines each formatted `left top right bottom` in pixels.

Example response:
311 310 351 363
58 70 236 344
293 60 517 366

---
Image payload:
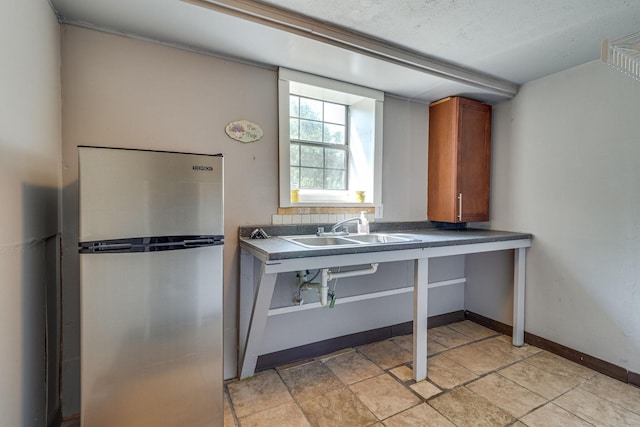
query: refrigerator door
80 245 223 427
78 147 223 242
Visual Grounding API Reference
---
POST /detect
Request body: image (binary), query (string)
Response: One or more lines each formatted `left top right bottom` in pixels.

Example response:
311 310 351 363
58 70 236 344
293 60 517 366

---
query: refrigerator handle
92 243 133 252
183 238 216 247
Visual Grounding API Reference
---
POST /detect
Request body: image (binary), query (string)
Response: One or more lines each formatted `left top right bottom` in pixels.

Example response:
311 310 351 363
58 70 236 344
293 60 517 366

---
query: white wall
59 26 461 415
0 1 61 426
469 60 640 374
382 96 429 220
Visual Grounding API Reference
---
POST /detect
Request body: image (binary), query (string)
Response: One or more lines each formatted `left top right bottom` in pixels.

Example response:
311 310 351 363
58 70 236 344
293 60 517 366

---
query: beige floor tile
409 380 442 400
324 350 383 385
427 338 449 355
471 337 538 364
390 333 448 356
238 401 310 427
428 387 515 427
298 387 377 427
465 373 546 418
447 320 498 340
428 326 474 348
358 339 413 370
444 344 513 375
525 351 597 381
581 373 640 414
495 334 544 353
426 354 478 389
498 361 583 400
224 323 626 427
555 387 640 427
391 334 413 352
318 347 353 362
223 392 236 427
520 402 594 427
350 373 421 419
227 370 294 418
497 334 512 344
389 365 414 382
383 403 455 427
279 360 343 402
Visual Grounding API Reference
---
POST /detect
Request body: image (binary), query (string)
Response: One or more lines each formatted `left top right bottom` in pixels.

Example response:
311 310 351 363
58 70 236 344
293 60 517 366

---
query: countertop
239 222 532 261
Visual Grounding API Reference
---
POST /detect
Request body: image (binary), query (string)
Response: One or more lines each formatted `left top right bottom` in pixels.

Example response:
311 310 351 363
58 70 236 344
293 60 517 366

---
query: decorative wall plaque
225 120 263 143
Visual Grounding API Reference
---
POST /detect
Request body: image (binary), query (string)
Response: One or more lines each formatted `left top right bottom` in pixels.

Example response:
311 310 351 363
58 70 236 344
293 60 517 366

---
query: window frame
278 68 383 207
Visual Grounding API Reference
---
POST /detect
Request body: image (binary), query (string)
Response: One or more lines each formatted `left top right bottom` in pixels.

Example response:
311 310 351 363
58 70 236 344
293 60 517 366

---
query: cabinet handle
458 192 463 221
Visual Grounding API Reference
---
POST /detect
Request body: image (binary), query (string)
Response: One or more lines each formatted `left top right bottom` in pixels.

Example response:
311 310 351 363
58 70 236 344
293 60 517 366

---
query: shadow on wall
22 183 60 426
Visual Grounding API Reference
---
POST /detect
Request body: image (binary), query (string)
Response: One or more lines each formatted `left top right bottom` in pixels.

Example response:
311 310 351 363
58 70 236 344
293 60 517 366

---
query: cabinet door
457 98 491 222
427 98 458 222
428 97 491 223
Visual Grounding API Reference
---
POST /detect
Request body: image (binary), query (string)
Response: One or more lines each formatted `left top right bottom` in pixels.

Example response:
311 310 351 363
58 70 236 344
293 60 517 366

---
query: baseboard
629 371 640 388
255 310 465 372
465 311 638 386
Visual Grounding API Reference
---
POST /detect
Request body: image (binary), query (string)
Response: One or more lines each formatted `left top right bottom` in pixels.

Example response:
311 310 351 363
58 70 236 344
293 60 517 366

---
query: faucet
317 217 362 236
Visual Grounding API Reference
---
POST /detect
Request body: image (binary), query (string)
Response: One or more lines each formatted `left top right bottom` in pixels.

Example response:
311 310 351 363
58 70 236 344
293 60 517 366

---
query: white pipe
317 264 379 307
320 284 329 306
320 269 330 306
325 263 379 281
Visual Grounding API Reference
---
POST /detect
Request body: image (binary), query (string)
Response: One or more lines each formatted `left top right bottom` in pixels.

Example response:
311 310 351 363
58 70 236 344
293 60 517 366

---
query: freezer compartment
78 147 223 242
80 245 223 427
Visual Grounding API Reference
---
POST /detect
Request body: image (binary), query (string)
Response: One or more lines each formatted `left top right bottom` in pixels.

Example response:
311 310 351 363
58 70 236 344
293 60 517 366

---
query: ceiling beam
184 0 519 98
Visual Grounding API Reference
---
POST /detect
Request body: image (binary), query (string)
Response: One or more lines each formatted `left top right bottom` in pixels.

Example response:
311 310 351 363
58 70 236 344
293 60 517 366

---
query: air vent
602 31 640 81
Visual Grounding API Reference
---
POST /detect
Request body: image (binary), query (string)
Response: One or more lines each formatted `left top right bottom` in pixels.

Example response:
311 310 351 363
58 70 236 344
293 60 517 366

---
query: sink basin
281 233 416 248
345 234 412 244
288 236 357 247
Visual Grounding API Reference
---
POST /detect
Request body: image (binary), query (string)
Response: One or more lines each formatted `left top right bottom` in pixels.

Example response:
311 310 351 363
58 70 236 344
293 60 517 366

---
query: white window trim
278 68 383 208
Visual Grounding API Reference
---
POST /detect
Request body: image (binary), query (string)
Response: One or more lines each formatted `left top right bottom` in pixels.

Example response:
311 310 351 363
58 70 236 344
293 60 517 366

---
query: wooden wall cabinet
428 96 492 223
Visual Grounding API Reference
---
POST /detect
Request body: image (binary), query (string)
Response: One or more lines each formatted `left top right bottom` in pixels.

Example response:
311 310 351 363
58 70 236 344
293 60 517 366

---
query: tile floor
224 321 640 427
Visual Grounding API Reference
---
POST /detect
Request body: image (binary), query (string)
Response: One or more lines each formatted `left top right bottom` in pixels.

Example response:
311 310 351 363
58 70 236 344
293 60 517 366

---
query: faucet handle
316 227 325 236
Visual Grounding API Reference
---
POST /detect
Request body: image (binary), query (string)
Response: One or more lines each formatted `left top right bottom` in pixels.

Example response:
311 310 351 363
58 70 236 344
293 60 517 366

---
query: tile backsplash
272 213 374 225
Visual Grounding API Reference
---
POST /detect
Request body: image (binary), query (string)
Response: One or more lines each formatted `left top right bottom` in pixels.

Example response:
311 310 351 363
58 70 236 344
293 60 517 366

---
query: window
279 68 383 207
289 95 348 190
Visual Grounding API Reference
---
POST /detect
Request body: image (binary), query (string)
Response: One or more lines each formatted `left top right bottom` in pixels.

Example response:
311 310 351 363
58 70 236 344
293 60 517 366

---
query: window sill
278 206 375 215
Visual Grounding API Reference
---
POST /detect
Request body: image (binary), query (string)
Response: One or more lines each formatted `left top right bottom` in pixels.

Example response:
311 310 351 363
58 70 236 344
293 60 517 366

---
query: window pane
325 147 345 169
323 123 345 145
299 97 322 120
300 145 323 167
299 119 323 142
289 95 299 117
324 102 346 125
300 167 323 189
290 166 300 189
289 118 299 140
290 143 300 166
325 169 346 190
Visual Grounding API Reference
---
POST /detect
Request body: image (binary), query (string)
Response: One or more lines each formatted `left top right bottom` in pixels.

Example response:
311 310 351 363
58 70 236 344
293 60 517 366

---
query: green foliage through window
289 95 348 190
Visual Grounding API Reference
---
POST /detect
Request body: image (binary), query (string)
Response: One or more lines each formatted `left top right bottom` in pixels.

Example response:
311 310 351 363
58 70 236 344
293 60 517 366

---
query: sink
287 236 357 247
281 233 416 248
345 234 412 244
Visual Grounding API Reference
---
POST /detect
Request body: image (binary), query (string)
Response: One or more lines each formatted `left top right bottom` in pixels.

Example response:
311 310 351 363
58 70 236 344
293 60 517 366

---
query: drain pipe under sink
319 263 379 306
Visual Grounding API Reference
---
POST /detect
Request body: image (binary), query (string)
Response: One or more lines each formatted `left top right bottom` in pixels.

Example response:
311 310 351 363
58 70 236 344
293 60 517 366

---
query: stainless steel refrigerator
78 146 223 427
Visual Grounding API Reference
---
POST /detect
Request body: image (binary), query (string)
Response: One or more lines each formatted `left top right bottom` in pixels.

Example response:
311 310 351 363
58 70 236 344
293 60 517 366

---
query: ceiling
50 0 640 104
